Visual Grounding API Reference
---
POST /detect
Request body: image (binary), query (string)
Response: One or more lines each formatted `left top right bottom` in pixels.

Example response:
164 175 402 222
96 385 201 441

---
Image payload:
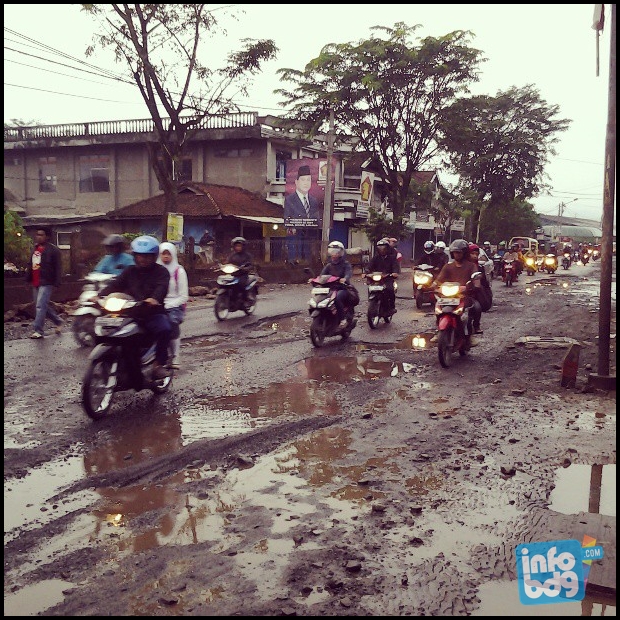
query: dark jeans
466 298 482 334
142 313 172 366
334 289 351 321
385 280 396 310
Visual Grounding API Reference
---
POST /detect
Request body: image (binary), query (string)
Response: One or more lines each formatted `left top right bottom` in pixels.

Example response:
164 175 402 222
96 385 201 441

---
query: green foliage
478 199 541 243
353 209 408 246
276 23 484 221
4 211 32 268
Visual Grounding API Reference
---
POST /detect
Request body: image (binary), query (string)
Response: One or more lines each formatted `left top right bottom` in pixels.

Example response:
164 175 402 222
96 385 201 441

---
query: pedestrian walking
25 226 64 339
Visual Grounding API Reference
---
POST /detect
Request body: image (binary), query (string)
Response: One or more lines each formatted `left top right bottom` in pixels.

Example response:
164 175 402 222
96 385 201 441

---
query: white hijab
157 241 180 276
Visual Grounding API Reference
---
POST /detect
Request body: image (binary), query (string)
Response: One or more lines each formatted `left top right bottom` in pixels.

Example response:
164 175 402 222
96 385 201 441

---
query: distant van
508 237 539 255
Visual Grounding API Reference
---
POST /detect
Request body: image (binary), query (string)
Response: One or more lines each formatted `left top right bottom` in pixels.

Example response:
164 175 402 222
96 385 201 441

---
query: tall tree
437 85 570 239
275 23 484 224
81 4 277 239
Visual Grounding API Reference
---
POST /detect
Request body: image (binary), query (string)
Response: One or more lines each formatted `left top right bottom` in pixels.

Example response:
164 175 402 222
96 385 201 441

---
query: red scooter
502 258 518 286
434 272 482 368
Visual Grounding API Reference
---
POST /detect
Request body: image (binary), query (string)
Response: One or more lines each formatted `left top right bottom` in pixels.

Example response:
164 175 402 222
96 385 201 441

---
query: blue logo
516 539 604 605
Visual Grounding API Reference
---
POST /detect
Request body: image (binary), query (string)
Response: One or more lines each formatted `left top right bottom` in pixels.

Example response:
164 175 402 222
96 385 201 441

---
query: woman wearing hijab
157 242 189 370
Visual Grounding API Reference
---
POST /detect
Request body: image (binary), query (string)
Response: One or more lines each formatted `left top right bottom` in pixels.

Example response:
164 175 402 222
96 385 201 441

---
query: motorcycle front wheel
415 290 424 310
437 329 454 368
367 299 380 329
310 315 327 348
214 292 230 321
72 315 96 347
243 289 257 315
505 274 513 287
82 359 118 420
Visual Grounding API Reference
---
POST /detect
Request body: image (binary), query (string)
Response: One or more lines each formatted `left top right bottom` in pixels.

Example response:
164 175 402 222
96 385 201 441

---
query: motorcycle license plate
98 316 123 327
368 285 384 292
311 287 330 295
436 297 459 306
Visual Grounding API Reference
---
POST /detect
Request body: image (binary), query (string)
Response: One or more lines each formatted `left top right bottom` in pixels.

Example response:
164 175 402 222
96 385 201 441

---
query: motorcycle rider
93 234 135 275
432 239 482 345
317 241 356 329
482 240 492 256
502 242 524 276
414 240 447 272
435 240 450 261
366 238 400 314
496 241 507 258
226 237 254 301
467 243 491 333
97 235 172 380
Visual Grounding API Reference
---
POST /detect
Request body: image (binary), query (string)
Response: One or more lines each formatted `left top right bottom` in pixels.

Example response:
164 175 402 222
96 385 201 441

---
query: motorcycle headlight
221 264 238 274
103 296 132 313
414 272 432 285
526 258 535 266
545 257 555 265
371 274 382 282
439 282 459 297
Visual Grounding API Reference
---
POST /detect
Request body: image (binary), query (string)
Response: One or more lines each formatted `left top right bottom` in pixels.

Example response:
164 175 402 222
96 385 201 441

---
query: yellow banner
167 213 184 242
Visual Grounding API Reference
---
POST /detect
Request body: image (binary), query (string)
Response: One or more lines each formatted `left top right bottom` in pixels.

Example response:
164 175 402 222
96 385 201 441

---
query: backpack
478 281 493 312
346 283 360 307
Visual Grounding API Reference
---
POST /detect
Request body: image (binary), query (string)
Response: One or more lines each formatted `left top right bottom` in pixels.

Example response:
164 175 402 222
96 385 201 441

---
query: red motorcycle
434 272 482 368
502 258 518 287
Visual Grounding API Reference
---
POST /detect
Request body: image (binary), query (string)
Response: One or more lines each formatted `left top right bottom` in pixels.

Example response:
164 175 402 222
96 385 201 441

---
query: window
79 154 110 192
156 156 192 188
4 154 21 166
38 157 57 193
56 232 71 249
275 151 291 181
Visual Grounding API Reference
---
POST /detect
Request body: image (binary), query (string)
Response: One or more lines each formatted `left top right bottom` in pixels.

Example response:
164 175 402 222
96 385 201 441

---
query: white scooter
72 272 115 347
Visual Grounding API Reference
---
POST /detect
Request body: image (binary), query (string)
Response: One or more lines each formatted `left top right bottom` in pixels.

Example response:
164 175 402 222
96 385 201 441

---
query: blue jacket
93 252 135 275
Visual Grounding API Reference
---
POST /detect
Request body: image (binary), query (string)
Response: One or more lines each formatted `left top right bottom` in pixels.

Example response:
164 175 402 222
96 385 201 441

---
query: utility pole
321 109 335 259
590 3 616 388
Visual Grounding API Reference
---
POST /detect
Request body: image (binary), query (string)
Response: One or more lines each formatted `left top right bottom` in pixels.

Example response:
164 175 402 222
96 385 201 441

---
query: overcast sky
3 4 613 225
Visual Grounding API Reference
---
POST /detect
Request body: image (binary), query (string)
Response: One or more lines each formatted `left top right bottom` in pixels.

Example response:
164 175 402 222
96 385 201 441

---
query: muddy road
4 261 616 616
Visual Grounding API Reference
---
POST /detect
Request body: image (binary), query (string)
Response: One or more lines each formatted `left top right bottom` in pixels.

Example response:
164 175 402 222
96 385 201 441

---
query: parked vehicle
72 272 116 347
307 274 357 347
213 263 259 321
508 236 539 255
543 253 558 274
81 293 173 420
365 272 396 328
434 272 482 368
412 264 437 310
502 258 519 286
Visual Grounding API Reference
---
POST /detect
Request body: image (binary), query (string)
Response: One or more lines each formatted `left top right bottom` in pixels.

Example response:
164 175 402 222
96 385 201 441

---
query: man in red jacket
25 226 63 339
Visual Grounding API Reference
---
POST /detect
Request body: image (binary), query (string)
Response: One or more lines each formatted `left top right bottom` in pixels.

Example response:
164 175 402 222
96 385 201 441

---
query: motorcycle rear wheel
243 289 257 315
367 299 380 329
214 293 230 321
82 359 117 420
437 330 454 368
72 315 96 347
310 315 326 348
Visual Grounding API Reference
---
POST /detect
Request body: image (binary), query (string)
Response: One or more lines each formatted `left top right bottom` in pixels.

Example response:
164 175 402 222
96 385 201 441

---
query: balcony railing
4 112 259 142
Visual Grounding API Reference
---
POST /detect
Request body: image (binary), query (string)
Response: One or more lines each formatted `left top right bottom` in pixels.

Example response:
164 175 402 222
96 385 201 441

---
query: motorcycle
365 272 396 329
524 256 537 276
213 263 259 321
412 264 437 310
592 248 600 261
580 251 590 265
71 272 116 347
81 293 173 420
562 252 571 270
502 258 518 286
543 253 558 274
434 272 482 368
307 274 358 347
492 253 504 278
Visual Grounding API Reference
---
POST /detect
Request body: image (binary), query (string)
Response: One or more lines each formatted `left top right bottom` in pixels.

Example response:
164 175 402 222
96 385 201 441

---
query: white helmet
327 241 345 258
435 241 446 250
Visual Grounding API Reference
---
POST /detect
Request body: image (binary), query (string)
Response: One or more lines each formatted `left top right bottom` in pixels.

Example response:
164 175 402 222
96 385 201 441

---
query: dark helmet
423 240 435 255
449 239 469 259
130 235 159 255
103 234 125 247
231 236 246 248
